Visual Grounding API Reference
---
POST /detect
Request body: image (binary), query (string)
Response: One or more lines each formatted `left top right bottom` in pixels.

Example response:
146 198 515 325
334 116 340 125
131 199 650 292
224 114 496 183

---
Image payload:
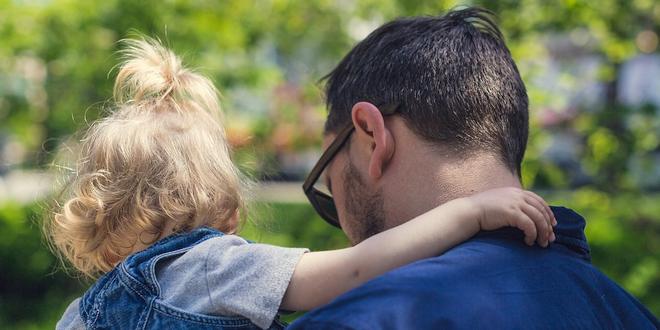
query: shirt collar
475 206 591 260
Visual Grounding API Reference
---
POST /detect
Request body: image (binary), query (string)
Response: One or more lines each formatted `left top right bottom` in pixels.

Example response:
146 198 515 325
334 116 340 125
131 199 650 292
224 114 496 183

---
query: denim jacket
79 227 286 330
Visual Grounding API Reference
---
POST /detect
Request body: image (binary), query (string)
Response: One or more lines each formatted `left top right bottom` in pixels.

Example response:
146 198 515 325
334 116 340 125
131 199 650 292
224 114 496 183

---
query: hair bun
113 37 221 116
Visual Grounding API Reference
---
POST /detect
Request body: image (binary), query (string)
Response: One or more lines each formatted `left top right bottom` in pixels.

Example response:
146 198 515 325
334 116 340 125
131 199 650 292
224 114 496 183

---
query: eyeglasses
303 104 399 228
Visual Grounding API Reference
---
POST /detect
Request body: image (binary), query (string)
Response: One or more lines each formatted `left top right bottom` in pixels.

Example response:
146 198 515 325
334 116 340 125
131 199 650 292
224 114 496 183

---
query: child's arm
281 187 555 311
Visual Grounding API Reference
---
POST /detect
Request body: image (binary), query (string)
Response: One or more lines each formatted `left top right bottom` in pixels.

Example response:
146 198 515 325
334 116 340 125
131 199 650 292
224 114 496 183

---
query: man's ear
351 102 395 179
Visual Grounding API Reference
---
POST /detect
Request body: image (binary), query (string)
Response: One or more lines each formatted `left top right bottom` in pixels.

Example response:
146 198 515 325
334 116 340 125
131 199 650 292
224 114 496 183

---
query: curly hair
46 38 246 278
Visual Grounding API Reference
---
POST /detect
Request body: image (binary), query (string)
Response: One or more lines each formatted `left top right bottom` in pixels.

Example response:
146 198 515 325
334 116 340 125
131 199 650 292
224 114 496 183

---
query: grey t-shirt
56 235 308 330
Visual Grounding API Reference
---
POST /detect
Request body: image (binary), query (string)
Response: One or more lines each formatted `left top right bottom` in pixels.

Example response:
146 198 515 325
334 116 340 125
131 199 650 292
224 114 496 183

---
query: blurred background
1 0 659 328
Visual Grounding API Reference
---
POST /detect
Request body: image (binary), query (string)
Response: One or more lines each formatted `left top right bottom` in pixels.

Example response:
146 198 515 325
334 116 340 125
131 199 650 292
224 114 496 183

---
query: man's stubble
343 159 386 245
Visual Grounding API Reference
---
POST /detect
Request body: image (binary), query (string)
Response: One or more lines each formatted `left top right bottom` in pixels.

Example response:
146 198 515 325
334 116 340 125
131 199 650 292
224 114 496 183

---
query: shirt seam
204 242 216 312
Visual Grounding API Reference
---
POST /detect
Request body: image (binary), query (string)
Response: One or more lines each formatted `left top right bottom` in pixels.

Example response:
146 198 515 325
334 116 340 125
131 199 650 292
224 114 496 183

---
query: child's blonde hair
47 38 245 278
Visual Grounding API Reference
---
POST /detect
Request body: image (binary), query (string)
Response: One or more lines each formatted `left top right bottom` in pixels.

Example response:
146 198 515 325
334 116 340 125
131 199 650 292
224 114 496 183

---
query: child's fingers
524 192 551 222
523 194 551 227
512 210 538 246
525 191 556 226
520 203 550 247
522 194 554 243
528 192 557 241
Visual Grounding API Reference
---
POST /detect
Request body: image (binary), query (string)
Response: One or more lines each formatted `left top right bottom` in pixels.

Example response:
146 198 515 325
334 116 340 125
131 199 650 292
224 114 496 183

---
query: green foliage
1 0 659 181
0 202 86 329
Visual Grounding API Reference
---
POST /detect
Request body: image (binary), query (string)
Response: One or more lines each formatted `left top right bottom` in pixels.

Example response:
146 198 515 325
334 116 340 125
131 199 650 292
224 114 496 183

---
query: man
292 7 659 329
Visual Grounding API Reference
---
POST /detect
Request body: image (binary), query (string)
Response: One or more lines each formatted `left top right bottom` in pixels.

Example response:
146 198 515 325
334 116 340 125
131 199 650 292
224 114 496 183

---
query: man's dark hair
323 7 529 175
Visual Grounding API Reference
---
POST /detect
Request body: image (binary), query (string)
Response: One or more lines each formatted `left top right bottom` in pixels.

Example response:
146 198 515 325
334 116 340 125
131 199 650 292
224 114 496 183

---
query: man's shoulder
289 237 659 330
289 239 535 329
359 238 525 287
331 237 562 292
372 234 562 284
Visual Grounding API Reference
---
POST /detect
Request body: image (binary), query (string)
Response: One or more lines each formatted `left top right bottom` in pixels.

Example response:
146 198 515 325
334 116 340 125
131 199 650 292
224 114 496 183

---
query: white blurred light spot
347 17 383 41
636 30 658 53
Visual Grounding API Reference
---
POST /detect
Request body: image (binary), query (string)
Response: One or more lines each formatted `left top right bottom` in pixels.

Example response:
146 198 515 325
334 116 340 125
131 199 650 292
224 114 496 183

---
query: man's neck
381 150 522 230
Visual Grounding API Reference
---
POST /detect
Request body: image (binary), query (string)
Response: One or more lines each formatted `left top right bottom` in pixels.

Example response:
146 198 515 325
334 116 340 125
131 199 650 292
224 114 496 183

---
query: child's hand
466 187 557 247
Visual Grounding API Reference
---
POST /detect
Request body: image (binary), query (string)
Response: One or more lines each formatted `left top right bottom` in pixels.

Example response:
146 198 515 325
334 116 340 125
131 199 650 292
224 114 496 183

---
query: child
50 38 555 330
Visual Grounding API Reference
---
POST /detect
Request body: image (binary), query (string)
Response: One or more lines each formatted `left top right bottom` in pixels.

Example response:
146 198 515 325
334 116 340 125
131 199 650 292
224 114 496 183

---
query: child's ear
351 102 395 180
223 209 241 235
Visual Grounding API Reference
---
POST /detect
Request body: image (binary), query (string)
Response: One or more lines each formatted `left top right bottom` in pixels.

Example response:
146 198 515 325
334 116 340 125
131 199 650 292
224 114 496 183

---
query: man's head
315 7 529 244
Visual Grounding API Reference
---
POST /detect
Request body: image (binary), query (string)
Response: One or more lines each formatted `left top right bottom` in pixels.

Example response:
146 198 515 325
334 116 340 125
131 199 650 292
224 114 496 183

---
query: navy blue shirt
290 207 659 329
